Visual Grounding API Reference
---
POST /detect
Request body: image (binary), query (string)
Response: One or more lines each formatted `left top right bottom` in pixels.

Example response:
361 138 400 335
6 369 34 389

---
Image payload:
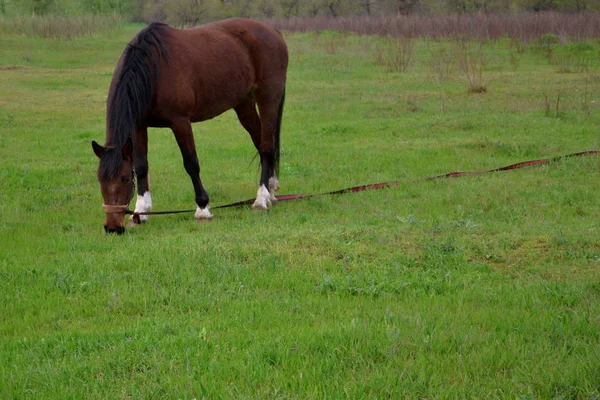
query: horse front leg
171 118 213 220
234 98 278 210
130 127 152 225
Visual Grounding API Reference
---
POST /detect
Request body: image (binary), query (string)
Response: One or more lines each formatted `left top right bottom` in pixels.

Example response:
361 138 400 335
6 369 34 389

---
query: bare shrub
312 30 346 54
543 91 563 118
406 94 419 112
509 50 520 71
389 37 415 72
538 33 558 62
373 37 415 72
427 42 456 81
372 42 385 65
543 92 552 116
326 38 338 54
508 37 525 71
510 38 526 54
454 39 488 93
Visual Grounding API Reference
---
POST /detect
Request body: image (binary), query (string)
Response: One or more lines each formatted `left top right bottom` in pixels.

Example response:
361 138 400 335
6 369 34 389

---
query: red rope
129 150 599 219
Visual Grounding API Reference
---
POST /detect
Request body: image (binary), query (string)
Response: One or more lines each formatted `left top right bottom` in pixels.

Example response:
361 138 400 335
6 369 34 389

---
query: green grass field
1 25 599 398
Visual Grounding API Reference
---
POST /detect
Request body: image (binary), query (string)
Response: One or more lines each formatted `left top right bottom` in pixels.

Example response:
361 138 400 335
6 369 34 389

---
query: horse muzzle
104 225 125 235
102 204 128 234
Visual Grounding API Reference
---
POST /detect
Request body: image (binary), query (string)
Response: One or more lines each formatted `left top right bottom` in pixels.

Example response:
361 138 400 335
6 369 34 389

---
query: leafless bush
427 42 456 81
455 39 487 93
406 94 419 112
373 37 415 72
508 38 525 71
543 91 563 118
510 37 527 54
311 30 346 54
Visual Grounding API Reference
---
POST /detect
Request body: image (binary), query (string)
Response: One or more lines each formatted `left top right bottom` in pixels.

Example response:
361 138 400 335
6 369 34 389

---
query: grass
0 24 600 398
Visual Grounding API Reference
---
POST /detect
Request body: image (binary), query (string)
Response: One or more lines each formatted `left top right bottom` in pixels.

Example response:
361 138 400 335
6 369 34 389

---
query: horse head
92 138 135 234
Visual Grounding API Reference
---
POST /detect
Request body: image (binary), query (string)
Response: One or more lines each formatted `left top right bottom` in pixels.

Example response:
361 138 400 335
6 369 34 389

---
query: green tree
280 0 300 18
359 0 376 15
303 0 324 15
257 0 277 17
169 0 210 26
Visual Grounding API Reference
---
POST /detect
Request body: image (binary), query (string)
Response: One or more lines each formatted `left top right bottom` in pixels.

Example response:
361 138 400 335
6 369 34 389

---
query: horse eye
121 176 130 184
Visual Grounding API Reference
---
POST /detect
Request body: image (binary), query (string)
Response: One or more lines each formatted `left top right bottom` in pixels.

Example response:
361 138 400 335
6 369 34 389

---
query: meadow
0 21 599 398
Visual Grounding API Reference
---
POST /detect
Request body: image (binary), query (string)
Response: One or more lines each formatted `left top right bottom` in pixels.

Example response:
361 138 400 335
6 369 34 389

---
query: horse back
152 19 288 124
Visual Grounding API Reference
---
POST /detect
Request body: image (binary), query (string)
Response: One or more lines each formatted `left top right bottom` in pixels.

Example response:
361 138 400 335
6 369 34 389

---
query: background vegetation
0 11 599 396
1 0 599 27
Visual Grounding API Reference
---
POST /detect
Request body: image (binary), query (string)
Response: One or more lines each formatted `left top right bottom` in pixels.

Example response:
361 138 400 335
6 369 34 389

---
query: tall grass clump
550 41 596 73
0 14 124 39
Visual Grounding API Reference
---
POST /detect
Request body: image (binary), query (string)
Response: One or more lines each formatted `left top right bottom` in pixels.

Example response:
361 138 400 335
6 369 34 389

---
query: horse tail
273 87 285 177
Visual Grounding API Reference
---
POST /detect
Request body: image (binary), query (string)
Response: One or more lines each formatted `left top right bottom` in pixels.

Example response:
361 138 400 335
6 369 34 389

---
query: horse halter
102 203 129 214
101 168 135 215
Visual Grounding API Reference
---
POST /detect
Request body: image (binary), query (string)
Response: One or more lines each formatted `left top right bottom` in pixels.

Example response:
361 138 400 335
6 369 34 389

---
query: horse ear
122 137 133 160
92 140 104 159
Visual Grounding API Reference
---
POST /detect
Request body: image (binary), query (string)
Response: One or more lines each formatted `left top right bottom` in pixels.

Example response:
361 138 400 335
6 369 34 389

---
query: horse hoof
195 206 213 220
127 214 144 226
128 214 146 225
254 185 272 210
252 202 269 211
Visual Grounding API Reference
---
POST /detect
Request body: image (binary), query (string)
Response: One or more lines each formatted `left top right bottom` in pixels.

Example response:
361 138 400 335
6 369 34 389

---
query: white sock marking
268 176 280 201
195 205 213 220
130 191 152 222
253 184 271 210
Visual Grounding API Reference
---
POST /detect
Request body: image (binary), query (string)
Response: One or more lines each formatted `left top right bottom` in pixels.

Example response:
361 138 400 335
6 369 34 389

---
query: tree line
3 0 598 26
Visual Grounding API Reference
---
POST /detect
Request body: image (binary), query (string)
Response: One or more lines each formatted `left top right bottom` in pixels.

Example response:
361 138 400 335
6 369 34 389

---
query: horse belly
190 73 253 122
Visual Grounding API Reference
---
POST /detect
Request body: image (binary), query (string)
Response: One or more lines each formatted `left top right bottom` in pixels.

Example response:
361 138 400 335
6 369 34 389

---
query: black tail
273 88 285 177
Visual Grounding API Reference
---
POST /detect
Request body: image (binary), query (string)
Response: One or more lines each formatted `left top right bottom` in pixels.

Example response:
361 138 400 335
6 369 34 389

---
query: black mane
99 22 169 181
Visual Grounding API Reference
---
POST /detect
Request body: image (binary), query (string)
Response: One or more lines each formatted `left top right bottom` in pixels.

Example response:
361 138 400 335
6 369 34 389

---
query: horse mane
99 22 170 181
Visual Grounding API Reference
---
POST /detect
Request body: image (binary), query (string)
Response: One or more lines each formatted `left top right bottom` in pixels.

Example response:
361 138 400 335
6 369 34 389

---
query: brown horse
92 19 288 233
